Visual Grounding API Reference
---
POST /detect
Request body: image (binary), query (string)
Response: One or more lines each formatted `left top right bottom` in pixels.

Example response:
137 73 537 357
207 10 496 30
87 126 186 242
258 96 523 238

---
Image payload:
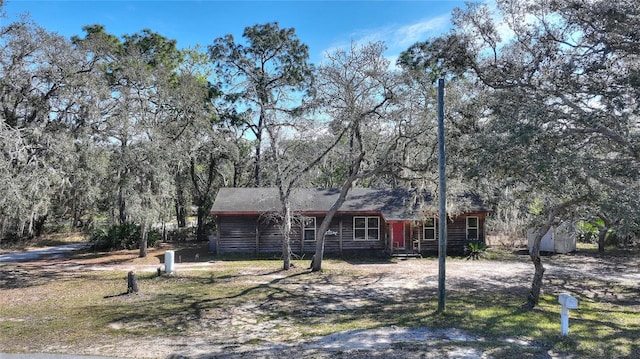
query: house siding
411 212 487 254
338 214 387 252
216 212 485 255
217 215 259 253
216 214 386 255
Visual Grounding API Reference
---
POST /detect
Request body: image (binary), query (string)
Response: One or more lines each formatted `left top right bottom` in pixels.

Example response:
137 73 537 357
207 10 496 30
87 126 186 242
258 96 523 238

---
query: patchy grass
37 232 87 246
0 243 638 358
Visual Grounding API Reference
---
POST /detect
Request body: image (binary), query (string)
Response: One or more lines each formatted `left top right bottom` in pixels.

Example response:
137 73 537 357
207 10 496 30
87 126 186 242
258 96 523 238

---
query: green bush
147 228 161 248
576 220 599 243
90 223 161 251
465 241 487 260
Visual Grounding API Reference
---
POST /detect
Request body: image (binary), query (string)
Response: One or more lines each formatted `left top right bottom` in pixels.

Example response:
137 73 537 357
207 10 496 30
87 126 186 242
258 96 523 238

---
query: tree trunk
196 205 207 241
597 226 609 253
175 179 187 228
311 152 365 272
19 219 26 238
0 216 5 243
311 222 330 271
254 109 265 187
139 224 148 258
233 161 243 187
525 218 554 309
526 248 546 309
118 186 127 224
311 182 357 271
254 141 262 187
72 192 82 228
282 200 292 270
27 212 35 238
176 203 186 228
34 215 47 237
127 271 139 294
254 148 261 187
190 155 217 242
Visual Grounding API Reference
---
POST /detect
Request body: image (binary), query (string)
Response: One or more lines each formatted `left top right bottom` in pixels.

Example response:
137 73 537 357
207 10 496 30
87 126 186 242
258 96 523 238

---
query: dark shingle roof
211 187 490 221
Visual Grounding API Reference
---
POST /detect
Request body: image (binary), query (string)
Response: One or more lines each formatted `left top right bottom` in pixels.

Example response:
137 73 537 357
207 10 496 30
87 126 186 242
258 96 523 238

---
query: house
210 187 491 256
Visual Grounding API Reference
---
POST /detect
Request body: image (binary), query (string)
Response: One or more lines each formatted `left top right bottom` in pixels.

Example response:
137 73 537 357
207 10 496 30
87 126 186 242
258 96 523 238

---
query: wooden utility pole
437 78 447 313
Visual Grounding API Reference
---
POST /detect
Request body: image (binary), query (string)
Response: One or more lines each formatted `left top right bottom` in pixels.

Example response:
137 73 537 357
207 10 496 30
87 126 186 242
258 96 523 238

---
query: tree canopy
402 0 639 307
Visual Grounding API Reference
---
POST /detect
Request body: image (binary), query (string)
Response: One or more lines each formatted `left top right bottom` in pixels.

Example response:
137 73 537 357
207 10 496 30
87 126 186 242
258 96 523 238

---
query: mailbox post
558 293 578 335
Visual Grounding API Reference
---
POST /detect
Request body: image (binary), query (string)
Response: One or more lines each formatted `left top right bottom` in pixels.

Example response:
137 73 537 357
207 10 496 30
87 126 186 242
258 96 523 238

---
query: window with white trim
353 216 380 241
423 217 436 241
303 217 316 241
466 216 479 241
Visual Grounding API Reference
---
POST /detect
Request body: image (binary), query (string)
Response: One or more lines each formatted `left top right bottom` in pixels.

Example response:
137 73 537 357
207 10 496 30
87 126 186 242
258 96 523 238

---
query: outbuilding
527 222 577 254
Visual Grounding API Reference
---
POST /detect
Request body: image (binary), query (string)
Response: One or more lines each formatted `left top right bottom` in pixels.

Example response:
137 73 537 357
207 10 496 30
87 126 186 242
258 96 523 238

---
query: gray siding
217 214 387 255
411 213 487 254
217 213 484 255
217 215 258 253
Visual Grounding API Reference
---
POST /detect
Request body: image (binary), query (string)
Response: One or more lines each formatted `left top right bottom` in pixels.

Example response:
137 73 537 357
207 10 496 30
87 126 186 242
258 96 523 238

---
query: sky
1 0 470 64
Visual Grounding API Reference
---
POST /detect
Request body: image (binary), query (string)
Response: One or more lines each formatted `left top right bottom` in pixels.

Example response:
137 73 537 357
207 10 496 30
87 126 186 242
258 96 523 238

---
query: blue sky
2 0 469 64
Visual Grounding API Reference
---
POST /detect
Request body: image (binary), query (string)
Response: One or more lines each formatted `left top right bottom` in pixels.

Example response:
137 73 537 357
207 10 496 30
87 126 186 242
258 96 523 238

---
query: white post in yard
165 250 175 274
558 293 578 335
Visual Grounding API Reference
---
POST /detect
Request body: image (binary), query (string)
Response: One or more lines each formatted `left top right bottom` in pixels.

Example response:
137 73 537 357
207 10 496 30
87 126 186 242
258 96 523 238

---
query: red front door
392 222 404 249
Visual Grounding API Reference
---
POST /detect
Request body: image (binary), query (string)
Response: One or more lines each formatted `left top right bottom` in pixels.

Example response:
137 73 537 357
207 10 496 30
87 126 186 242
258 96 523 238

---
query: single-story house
210 187 491 256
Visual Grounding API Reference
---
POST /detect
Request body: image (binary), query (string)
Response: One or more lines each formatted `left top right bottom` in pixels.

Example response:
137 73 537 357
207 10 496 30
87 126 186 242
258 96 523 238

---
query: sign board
559 293 578 309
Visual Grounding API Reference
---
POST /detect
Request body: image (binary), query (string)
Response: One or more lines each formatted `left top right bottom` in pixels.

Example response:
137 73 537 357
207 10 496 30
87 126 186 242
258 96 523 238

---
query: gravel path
0 243 89 263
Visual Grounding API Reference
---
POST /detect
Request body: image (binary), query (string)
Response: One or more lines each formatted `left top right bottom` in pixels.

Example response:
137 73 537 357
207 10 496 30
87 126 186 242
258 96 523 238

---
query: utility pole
437 78 447 313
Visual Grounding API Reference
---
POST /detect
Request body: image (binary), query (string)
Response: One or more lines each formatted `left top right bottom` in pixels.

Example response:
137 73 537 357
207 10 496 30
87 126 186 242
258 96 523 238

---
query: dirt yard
1 242 639 358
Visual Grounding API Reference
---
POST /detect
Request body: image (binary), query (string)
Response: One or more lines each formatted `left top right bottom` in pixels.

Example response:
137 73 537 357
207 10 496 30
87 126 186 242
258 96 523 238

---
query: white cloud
319 13 453 65
393 14 451 48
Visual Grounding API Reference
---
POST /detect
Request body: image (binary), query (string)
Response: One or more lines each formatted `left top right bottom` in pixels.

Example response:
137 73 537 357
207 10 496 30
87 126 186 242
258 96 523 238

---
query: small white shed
527 221 576 254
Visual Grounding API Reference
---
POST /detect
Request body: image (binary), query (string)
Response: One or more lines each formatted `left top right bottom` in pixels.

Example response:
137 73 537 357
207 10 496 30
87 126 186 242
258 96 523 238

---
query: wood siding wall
411 212 487 254
216 212 485 255
217 214 387 254
216 215 259 253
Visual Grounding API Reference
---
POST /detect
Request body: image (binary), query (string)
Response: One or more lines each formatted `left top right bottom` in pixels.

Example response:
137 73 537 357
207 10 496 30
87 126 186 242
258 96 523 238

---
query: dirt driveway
1 243 639 358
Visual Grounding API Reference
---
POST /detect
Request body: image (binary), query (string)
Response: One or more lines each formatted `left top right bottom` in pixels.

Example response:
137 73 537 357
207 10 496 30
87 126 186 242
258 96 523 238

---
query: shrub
147 229 161 248
90 223 161 251
575 221 599 243
465 241 487 260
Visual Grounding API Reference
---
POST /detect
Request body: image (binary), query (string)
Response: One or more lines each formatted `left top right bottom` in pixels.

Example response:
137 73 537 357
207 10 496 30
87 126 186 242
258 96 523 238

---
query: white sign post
558 293 578 335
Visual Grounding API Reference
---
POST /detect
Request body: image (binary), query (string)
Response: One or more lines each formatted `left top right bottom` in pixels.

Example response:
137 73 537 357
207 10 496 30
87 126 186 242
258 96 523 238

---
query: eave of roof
211 187 490 221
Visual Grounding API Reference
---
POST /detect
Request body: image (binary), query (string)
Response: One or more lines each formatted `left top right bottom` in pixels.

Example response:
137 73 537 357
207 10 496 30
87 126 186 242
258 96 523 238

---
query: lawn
0 241 638 358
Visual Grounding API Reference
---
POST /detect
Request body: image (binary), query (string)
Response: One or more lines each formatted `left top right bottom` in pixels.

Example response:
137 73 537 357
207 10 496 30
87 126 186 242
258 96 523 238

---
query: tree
397 47 484 206
0 16 229 251
209 22 314 187
73 26 194 257
412 0 640 308
310 42 398 272
157 45 232 241
0 18 97 239
210 23 316 269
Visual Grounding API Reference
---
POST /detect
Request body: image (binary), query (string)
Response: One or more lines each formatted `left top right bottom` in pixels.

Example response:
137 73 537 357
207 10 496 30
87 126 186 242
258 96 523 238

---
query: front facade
211 188 490 256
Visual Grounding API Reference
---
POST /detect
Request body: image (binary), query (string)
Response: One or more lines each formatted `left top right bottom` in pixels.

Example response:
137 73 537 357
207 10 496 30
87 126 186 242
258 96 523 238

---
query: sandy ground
2 243 639 359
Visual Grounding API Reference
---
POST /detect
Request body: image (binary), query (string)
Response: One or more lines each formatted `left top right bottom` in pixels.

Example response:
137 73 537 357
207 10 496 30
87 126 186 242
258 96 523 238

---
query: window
466 216 479 241
303 217 316 241
423 217 436 240
353 216 380 241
